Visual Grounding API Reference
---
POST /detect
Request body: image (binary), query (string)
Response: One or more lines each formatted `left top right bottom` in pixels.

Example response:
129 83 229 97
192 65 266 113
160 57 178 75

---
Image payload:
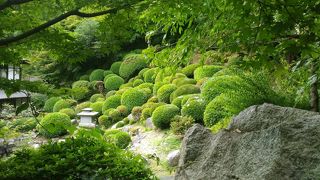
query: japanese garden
0 0 320 179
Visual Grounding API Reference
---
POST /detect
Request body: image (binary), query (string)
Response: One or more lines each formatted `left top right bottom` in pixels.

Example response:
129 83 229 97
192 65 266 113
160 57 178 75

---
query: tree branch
0 0 33 11
0 7 122 46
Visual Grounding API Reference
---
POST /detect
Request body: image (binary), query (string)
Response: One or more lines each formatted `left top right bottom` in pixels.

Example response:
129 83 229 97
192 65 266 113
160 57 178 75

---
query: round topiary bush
115 121 125 128
152 104 180 129
37 112 72 138
170 115 195 135
141 108 152 120
157 84 177 103
103 73 118 82
119 54 148 79
79 74 90 81
143 68 158 83
181 64 200 78
90 94 105 103
98 115 113 128
121 88 148 111
170 84 200 102
71 87 90 101
72 80 91 89
116 105 129 117
103 70 113 76
108 109 122 122
110 61 122 75
75 101 91 113
106 90 117 98
181 97 206 123
133 79 144 87
104 75 125 92
102 94 122 112
153 82 165 96
59 108 76 119
89 69 105 82
53 99 76 112
31 93 48 110
137 83 154 92
104 130 132 149
90 101 104 114
172 78 197 87
194 65 223 81
44 97 62 112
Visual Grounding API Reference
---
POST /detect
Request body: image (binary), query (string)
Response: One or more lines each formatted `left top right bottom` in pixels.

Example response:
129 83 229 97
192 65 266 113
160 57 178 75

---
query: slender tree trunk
310 60 319 112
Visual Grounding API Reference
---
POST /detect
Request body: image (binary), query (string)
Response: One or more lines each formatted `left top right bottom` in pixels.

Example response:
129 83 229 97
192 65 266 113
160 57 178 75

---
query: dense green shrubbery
194 65 223 81
72 80 91 89
98 115 113 128
143 68 158 83
137 82 154 92
89 69 105 82
152 104 180 129
172 78 197 87
181 97 206 123
37 112 72 138
9 118 36 132
71 87 90 101
104 75 125 91
133 79 144 87
181 64 200 78
31 93 48 110
89 94 104 102
153 82 166 96
181 94 201 107
108 109 122 122
170 116 195 135
105 90 117 98
121 88 149 111
79 74 90 81
116 105 129 117
110 61 122 75
0 136 155 179
44 97 62 112
104 130 132 149
90 101 104 113
157 84 177 103
53 99 76 112
75 101 91 113
102 94 122 112
119 54 148 79
103 73 118 82
170 84 200 102
59 108 76 119
104 70 113 76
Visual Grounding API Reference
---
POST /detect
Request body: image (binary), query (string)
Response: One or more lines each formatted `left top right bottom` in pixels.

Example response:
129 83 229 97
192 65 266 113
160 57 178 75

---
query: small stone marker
77 108 99 128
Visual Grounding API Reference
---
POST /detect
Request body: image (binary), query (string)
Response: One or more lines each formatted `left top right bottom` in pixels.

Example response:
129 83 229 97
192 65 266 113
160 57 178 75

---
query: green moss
152 104 180 129
104 75 125 92
194 65 223 81
157 84 177 103
90 94 105 102
121 88 148 111
170 84 200 102
37 112 72 138
119 54 149 79
110 61 122 75
102 94 122 112
44 97 62 112
89 69 105 82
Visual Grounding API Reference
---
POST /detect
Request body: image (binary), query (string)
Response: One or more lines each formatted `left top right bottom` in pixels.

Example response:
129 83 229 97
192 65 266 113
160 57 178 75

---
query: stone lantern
77 108 99 128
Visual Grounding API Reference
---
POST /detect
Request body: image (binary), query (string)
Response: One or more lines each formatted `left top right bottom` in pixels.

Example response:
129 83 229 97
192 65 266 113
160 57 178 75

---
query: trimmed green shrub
181 97 206 123
116 105 129 117
171 96 185 109
116 87 132 95
121 88 149 111
104 75 125 91
152 104 180 129
37 112 71 138
170 84 200 102
90 94 104 102
170 115 195 135
181 64 200 78
104 70 113 76
147 96 158 103
119 54 148 79
31 93 48 110
44 97 62 112
174 73 187 79
133 79 144 87
116 121 125 128
141 108 152 120
104 130 132 149
98 115 113 128
123 117 130 124
106 90 117 98
181 94 201 107
153 82 166 96
75 101 91 113
0 136 155 179
103 108 115 115
79 74 89 81
102 95 122 112
71 87 90 101
59 108 76 119
119 82 133 89
194 65 223 81
9 118 36 132
172 78 197 87
142 102 166 112
110 61 122 75
154 68 174 83
108 109 122 122
132 106 142 118
89 69 105 82
53 99 76 112
137 68 149 79
90 101 104 114
104 73 118 82
72 80 91 89
157 84 177 103
137 83 154 91
143 68 158 83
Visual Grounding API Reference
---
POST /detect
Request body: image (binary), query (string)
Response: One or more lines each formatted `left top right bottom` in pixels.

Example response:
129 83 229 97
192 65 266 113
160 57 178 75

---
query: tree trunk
310 60 319 112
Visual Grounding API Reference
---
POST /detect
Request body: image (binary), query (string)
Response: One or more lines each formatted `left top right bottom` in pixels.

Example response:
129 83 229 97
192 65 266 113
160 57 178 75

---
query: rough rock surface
167 150 180 167
175 103 320 180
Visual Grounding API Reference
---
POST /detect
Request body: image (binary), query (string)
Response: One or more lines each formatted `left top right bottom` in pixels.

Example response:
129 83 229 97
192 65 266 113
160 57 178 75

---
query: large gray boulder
175 103 320 180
